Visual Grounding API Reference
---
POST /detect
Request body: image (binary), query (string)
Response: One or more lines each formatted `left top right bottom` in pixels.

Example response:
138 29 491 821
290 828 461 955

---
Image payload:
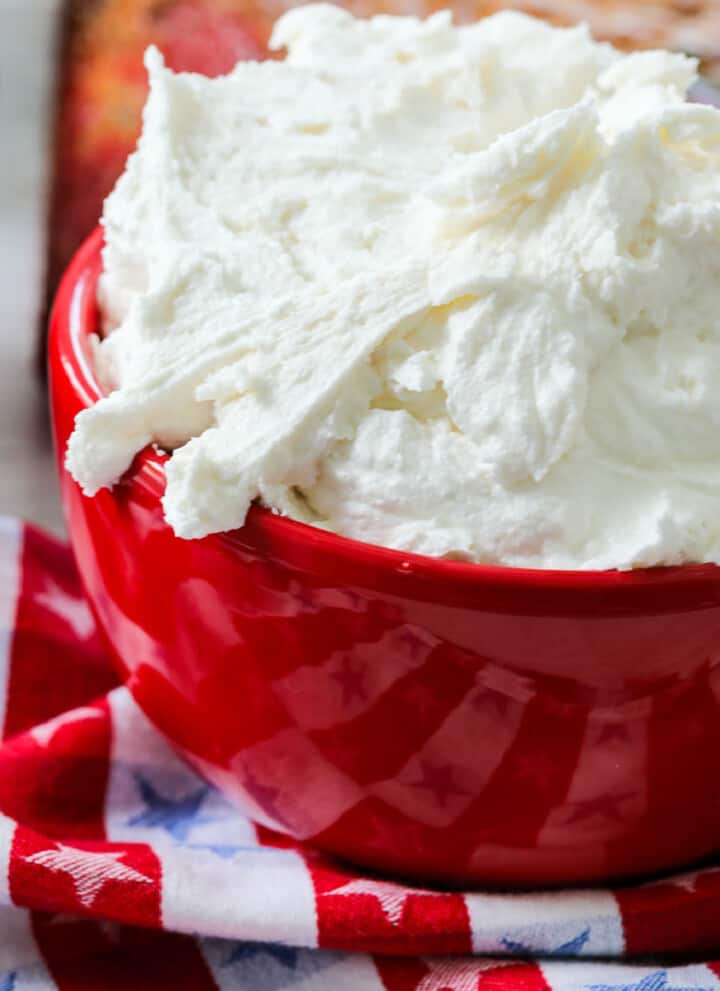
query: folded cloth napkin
1 516 720 990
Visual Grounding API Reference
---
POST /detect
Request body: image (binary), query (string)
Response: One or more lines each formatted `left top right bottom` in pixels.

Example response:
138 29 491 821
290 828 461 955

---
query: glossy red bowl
49 228 720 888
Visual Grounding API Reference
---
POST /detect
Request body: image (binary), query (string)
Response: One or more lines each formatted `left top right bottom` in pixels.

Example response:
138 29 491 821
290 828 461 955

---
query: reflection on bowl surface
49 228 720 887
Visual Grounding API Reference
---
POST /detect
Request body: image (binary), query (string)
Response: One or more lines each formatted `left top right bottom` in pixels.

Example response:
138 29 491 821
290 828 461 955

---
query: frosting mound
66 5 720 570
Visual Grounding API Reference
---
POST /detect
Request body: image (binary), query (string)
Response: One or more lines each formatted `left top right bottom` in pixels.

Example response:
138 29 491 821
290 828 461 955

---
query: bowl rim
55 225 720 591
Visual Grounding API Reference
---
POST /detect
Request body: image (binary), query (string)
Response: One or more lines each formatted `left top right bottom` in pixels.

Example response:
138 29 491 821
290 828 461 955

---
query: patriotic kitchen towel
2 517 720 989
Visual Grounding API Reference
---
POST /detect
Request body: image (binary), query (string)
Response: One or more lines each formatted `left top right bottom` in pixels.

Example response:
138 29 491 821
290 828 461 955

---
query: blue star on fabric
127 775 216 842
223 942 299 969
588 970 714 991
208 939 342 989
0 973 16 991
501 927 590 957
187 843 282 859
188 843 244 860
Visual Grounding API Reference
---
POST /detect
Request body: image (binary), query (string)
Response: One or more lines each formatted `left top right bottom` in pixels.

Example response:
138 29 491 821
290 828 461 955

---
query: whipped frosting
66 5 720 570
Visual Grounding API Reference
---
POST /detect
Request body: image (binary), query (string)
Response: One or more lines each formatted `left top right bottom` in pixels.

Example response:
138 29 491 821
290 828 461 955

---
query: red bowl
49 228 720 888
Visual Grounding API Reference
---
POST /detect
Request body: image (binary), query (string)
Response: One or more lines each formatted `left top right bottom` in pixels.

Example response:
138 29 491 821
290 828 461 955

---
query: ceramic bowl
49 228 720 887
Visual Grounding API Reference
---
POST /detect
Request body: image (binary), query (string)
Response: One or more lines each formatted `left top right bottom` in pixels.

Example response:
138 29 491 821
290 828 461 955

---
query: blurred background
2 0 720 537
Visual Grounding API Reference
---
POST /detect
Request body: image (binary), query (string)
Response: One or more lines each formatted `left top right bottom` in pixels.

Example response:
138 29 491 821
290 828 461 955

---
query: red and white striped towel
1 515 720 989
0 520 720 991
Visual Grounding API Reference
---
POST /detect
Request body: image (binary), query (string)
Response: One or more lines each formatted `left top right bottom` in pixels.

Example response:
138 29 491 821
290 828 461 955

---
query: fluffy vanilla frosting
66 5 720 569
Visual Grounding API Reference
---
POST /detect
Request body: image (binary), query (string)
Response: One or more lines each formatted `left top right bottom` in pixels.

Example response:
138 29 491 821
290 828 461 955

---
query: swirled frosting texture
67 5 720 569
